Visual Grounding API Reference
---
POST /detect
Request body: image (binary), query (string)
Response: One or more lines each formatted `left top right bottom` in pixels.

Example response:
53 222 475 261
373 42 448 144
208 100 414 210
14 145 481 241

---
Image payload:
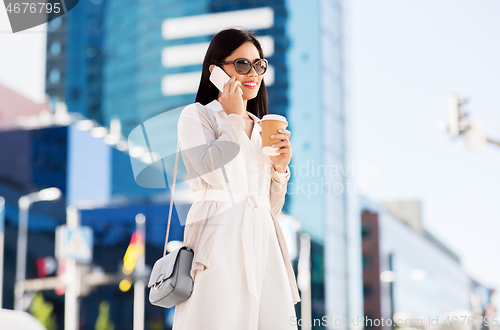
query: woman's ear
209 64 215 73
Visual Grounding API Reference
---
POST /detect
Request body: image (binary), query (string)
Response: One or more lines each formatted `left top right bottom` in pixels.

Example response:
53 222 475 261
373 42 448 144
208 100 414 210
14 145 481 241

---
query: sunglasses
217 58 268 75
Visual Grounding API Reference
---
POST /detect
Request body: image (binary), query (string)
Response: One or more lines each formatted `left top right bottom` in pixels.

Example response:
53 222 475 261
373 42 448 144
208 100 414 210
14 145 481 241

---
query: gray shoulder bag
148 140 210 308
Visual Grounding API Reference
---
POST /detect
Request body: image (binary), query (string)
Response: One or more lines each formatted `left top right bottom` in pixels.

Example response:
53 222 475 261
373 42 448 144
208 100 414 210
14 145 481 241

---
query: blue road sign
55 225 93 263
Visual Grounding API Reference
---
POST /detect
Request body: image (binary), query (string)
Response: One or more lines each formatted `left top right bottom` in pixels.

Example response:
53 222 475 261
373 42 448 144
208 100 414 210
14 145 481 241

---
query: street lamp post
14 187 62 311
134 213 146 330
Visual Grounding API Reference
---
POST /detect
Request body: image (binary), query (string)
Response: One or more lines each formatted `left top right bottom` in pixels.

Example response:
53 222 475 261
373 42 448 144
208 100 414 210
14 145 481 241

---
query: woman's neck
242 100 250 119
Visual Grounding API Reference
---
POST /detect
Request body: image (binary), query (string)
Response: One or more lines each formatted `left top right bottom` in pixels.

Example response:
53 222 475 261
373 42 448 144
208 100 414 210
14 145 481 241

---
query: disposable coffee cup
261 114 288 156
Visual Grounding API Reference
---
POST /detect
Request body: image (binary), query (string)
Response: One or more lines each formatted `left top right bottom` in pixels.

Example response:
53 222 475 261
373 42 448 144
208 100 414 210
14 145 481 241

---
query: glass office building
45 0 106 123
285 0 350 324
45 0 353 327
360 198 472 329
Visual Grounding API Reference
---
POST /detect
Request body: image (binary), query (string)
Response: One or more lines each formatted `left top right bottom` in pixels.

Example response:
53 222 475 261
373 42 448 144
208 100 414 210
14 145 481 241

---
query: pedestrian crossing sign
55 225 93 263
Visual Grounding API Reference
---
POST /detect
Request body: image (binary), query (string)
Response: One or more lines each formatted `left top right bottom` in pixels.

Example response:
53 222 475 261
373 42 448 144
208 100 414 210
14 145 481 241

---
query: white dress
172 100 300 330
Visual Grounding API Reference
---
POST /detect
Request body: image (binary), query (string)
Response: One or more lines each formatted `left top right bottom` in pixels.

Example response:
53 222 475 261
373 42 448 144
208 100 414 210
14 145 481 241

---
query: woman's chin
243 91 260 101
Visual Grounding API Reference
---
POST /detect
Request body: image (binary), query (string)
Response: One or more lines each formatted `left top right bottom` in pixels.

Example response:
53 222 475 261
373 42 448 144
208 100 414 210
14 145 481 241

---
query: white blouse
177 99 301 305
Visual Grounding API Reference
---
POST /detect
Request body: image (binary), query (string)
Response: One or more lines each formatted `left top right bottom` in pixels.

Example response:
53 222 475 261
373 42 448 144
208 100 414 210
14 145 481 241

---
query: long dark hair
195 29 268 119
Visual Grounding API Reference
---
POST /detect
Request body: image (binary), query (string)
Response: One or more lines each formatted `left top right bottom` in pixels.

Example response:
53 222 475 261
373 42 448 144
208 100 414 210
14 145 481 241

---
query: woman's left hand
260 128 292 173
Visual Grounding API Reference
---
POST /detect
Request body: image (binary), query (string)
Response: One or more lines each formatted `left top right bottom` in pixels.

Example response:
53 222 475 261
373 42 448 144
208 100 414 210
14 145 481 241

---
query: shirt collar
205 99 224 112
205 99 262 126
247 111 261 127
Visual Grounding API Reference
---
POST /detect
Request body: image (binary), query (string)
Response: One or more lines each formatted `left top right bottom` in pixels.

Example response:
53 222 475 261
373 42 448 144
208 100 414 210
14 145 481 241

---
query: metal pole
0 196 5 308
14 189 61 311
486 138 500 148
389 253 395 330
298 233 312 330
65 259 78 330
134 213 146 330
14 196 30 311
65 206 80 330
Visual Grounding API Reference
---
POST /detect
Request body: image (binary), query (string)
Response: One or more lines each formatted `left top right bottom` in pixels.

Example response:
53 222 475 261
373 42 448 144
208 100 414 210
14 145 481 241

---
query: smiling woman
196 30 269 120
169 29 298 330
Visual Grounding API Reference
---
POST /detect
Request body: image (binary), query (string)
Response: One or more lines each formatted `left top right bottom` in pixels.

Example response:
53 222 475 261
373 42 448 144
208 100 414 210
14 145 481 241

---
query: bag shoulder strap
163 140 210 256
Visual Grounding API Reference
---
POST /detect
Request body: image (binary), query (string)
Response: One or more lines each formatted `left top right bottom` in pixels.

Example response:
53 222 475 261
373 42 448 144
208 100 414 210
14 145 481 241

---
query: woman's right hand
219 76 245 117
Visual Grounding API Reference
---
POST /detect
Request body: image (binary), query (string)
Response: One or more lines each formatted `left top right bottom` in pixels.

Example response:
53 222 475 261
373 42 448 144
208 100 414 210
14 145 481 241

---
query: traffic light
448 94 468 137
35 256 57 278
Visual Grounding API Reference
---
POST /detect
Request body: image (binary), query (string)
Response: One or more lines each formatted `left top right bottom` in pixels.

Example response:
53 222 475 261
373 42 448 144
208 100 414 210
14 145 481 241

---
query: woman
174 28 300 330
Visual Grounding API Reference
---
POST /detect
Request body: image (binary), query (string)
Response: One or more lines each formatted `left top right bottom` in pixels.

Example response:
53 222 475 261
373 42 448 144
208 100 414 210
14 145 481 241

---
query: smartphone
210 66 231 93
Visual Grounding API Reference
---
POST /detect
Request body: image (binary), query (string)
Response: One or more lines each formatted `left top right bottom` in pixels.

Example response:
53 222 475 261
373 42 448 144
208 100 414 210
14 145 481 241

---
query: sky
0 9 46 102
0 0 499 307
343 0 500 300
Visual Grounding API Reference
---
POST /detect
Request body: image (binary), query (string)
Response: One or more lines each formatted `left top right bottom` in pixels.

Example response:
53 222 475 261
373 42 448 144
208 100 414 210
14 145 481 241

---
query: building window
71 87 80 101
50 41 62 56
363 284 372 298
86 47 97 58
47 17 62 32
361 225 371 239
49 69 61 85
362 254 371 269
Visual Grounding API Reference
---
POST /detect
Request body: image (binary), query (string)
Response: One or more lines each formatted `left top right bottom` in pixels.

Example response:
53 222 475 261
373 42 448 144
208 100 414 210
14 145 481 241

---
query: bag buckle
154 280 165 290
154 275 165 290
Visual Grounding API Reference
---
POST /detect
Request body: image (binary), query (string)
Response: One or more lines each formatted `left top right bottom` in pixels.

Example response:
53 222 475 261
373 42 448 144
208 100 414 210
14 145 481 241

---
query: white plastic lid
261 114 288 123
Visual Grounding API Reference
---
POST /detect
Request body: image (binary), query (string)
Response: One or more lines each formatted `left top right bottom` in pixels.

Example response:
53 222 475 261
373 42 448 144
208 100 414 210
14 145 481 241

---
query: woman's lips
242 81 257 89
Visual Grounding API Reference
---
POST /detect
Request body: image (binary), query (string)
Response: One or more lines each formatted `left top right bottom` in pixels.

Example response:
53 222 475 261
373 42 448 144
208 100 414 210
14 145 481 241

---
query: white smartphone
210 66 231 92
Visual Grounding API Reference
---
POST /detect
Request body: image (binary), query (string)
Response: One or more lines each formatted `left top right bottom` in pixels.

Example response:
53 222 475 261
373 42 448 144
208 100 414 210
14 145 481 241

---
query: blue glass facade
285 0 349 323
45 14 67 107
65 0 106 123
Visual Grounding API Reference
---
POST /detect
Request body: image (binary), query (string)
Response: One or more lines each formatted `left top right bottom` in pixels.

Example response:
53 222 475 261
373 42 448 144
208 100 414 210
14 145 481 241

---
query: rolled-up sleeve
269 165 290 217
178 104 245 187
